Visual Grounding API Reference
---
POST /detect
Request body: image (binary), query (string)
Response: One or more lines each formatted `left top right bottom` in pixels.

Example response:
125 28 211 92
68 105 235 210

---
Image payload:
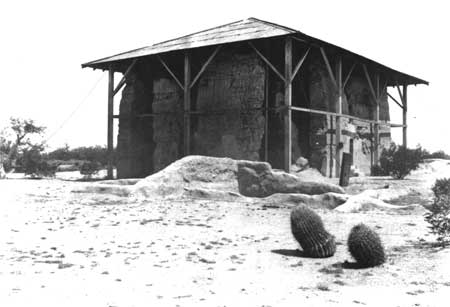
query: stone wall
306 63 391 176
192 48 265 161
116 71 154 178
152 78 183 172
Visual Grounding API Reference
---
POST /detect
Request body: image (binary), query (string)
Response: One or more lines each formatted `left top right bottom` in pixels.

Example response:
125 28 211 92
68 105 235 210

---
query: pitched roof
82 17 428 86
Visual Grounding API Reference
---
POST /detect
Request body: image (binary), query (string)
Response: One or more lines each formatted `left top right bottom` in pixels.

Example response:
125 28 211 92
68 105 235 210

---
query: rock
334 194 419 213
133 156 238 199
237 160 345 197
295 157 309 170
256 192 349 209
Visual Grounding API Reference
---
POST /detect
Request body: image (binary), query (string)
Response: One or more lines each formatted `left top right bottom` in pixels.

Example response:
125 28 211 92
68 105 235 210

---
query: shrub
20 146 56 178
347 223 385 267
378 143 424 179
290 205 336 258
371 165 388 176
424 150 450 160
424 178 450 245
80 161 101 178
46 145 112 167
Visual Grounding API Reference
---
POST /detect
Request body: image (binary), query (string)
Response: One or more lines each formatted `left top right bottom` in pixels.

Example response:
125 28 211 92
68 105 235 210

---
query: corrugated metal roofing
82 17 428 85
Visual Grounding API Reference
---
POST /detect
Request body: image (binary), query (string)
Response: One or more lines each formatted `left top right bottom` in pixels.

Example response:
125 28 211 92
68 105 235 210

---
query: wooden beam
248 42 286 82
403 85 408 147
113 59 138 96
107 67 114 179
319 47 337 88
387 92 404 109
284 37 292 173
362 64 377 101
335 57 343 177
343 62 356 89
190 45 222 88
291 47 310 82
157 55 184 90
184 52 191 156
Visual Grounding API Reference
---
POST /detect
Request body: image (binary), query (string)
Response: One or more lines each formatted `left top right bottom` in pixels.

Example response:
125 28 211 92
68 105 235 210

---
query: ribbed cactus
290 205 336 258
347 223 385 267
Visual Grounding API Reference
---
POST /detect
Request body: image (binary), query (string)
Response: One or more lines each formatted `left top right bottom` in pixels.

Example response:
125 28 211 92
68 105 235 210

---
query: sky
1 0 448 152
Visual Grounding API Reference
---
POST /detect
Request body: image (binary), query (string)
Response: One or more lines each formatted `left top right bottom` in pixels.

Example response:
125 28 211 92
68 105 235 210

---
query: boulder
133 155 238 198
295 157 309 170
237 160 345 197
256 192 349 209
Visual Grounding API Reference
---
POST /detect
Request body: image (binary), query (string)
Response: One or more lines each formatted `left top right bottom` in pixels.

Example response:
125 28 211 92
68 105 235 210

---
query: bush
80 161 101 178
371 164 388 176
425 150 450 160
425 178 450 245
46 145 112 167
20 146 56 178
378 143 425 179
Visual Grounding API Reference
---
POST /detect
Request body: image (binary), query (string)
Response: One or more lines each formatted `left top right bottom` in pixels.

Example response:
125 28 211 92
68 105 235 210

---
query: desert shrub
378 143 424 179
20 146 56 178
425 178 450 245
371 164 388 176
425 150 450 160
80 161 101 178
46 145 112 166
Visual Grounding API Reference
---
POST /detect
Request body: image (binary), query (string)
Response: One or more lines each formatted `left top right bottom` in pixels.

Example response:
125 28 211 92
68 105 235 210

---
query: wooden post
402 85 408 148
107 66 114 179
264 63 269 162
335 57 342 177
284 37 292 173
184 51 191 156
339 152 352 187
374 73 380 165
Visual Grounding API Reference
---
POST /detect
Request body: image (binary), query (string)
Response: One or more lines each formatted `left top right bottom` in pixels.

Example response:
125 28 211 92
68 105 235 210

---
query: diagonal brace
343 63 356 89
157 55 184 90
113 59 138 96
362 64 377 101
387 92 404 109
291 47 310 82
190 45 222 88
319 47 337 89
248 42 286 82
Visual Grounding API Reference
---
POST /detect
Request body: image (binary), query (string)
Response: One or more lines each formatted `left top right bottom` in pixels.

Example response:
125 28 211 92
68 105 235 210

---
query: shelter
82 18 428 179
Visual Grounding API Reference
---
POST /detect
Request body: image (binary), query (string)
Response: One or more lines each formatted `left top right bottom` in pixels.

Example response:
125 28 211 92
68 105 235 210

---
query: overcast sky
1 0 447 152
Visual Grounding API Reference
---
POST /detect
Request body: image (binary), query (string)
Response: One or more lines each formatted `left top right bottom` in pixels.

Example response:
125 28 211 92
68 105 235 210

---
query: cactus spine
347 223 385 267
290 205 336 258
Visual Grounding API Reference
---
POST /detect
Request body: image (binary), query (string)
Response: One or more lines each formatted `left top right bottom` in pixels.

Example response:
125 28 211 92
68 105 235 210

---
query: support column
284 37 293 173
335 58 343 177
107 66 114 179
374 74 380 165
184 52 191 156
402 85 408 148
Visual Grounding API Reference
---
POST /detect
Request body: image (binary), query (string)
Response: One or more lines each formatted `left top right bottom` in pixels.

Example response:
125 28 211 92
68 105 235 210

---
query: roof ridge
151 19 247 48
247 17 297 34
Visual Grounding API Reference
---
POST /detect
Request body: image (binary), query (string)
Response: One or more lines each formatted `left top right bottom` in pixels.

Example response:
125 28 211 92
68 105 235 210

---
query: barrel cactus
347 223 385 267
290 205 336 258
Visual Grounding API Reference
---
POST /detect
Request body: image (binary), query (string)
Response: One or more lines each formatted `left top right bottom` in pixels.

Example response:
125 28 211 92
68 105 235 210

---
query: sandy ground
1 162 450 306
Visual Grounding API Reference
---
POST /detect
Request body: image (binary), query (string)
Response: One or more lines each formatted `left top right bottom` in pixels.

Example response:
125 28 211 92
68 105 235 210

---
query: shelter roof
82 17 428 86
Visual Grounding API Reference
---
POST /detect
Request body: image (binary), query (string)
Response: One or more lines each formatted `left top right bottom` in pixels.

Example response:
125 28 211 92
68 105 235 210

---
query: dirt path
1 178 450 306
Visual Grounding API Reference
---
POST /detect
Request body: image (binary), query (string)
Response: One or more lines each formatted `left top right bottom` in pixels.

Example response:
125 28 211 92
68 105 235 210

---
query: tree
0 117 46 176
